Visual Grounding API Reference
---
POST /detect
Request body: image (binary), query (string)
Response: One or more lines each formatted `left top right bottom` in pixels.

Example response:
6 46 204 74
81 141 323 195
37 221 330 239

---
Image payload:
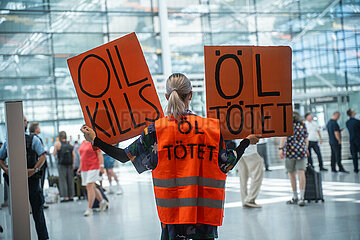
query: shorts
103 155 115 169
285 158 307 173
81 169 102 186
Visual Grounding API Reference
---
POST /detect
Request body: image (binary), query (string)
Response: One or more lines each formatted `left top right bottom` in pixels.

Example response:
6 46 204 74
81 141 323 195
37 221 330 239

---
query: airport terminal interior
0 0 360 239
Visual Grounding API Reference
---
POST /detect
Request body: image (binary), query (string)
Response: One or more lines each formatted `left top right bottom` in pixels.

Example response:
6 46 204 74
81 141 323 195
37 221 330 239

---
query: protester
238 143 264 208
81 73 260 240
346 109 360 173
103 152 123 195
53 131 75 202
279 112 308 207
78 140 108 216
305 113 327 171
0 116 49 240
326 112 349 173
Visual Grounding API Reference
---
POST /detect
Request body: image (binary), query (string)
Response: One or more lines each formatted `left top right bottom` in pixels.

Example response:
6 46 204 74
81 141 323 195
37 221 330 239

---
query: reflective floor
1 161 360 240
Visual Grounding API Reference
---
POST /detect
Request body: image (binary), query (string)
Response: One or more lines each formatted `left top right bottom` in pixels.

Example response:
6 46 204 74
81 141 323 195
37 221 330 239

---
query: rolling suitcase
304 164 324 203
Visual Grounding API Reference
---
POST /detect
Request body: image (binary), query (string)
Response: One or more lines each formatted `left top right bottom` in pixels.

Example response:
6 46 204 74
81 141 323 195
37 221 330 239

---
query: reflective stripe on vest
155 197 224 209
153 176 225 189
153 115 227 226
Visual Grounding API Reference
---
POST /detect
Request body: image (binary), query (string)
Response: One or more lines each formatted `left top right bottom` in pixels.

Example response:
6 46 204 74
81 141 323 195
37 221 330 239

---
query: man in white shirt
237 142 264 208
305 113 328 171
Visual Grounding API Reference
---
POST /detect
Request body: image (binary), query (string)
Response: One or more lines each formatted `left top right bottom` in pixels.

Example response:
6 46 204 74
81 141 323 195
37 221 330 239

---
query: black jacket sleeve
235 139 250 160
93 137 130 163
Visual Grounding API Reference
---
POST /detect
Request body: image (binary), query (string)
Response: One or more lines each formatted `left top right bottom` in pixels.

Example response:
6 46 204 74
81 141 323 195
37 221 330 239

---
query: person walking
279 112 308 207
305 113 327 171
53 131 76 202
238 143 264 208
326 112 349 173
78 140 108 216
81 73 260 240
346 109 360 173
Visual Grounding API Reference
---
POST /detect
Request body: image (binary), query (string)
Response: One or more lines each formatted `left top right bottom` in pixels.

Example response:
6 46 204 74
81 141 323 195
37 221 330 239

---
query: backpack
25 134 42 179
57 142 73 165
25 134 38 168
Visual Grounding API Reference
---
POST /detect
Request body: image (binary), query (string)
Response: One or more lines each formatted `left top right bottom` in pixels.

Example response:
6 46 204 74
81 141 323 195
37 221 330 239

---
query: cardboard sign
67 33 164 144
205 46 293 140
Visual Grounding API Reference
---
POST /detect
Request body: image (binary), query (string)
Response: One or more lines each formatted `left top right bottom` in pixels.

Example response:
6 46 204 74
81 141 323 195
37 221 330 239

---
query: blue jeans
308 141 323 168
28 178 49 240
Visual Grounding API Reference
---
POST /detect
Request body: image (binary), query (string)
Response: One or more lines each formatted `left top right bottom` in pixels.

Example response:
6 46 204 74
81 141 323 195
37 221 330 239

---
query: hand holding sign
205 46 293 140
246 134 262 145
68 33 164 144
81 125 96 143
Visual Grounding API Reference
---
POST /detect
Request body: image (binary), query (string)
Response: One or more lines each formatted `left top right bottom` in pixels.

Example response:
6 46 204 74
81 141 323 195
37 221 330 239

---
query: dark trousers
308 141 324 168
28 178 49 240
330 144 344 171
40 161 47 189
257 143 269 169
350 141 360 171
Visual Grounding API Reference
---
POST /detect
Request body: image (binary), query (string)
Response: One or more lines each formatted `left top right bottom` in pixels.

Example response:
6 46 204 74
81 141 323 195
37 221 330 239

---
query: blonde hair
166 73 192 121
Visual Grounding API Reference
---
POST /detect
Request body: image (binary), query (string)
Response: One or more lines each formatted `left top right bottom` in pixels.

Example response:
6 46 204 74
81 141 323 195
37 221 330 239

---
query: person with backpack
53 131 75 202
0 116 49 240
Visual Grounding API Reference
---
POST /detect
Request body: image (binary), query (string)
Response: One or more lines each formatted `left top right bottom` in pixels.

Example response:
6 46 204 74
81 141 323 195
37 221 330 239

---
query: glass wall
0 0 359 140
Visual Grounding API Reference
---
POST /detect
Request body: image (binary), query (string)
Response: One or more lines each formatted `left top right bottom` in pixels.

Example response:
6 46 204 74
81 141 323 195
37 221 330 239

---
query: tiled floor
1 162 360 240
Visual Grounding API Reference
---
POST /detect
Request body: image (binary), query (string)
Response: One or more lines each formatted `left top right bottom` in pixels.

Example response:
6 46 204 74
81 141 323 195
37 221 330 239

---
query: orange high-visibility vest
153 115 227 226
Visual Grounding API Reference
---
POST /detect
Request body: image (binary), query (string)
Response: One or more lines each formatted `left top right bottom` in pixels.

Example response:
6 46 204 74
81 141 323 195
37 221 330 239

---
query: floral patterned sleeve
218 136 238 173
124 123 158 174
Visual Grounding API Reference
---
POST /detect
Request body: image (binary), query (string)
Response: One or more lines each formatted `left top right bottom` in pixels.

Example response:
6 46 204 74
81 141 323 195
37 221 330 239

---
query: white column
158 0 172 79
6 101 31 240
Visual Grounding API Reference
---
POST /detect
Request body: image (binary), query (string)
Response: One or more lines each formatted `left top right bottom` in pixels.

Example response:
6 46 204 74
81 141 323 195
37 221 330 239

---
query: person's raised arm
234 134 261 160
81 125 129 163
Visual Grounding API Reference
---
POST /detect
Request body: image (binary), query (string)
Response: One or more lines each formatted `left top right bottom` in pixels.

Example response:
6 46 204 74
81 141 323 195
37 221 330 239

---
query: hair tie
169 89 177 95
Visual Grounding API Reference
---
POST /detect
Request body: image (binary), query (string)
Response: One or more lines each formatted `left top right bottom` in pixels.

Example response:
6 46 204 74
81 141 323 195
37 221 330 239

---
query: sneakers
286 198 298 205
83 208 93 217
298 199 305 207
244 201 262 208
99 200 109 212
286 198 306 207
